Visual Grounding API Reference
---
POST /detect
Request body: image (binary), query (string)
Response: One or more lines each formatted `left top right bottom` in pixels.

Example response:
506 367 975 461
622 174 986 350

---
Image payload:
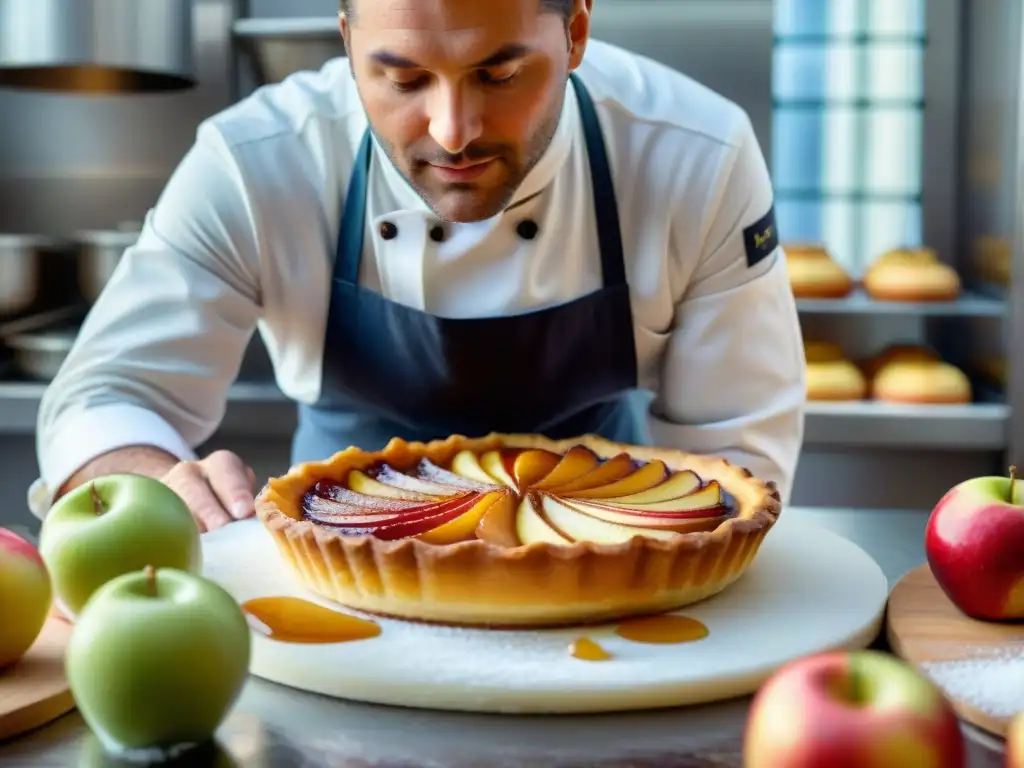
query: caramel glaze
615 615 709 644
570 615 710 661
242 596 380 644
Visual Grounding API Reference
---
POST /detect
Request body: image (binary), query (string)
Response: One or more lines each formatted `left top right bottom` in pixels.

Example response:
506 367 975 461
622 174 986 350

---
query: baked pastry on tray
255 433 781 627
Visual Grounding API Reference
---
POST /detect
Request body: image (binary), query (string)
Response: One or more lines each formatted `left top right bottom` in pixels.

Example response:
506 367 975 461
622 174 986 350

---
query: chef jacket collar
368 78 580 216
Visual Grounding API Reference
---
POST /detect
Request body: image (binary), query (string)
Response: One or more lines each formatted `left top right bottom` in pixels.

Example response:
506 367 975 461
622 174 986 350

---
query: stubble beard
363 81 568 223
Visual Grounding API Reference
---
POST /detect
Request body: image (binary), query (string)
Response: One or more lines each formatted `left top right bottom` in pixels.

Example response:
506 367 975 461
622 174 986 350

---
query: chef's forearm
56 446 180 499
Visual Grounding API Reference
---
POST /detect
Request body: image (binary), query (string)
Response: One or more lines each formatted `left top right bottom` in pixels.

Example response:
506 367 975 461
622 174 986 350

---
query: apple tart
255 434 781 627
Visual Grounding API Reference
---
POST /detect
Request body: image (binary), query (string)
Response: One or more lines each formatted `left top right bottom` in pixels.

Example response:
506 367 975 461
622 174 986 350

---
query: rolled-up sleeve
33 124 263 513
649 115 806 503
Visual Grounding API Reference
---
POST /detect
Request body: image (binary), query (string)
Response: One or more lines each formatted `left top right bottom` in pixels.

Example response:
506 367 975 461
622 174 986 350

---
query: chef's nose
427 82 483 155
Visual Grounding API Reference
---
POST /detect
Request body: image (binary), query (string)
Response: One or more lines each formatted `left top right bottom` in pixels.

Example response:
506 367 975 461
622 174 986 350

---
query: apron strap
569 73 627 288
336 129 373 286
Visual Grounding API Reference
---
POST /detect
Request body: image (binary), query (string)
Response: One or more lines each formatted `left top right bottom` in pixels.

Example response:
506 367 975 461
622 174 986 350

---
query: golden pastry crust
784 243 854 299
872 362 972 405
864 247 961 302
255 433 781 628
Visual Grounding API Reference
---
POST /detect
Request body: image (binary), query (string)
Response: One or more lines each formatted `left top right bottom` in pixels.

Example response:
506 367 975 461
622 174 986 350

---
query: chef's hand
161 450 257 532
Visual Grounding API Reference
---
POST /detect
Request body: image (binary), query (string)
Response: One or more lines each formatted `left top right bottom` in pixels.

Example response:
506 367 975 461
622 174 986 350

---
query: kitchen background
0 0 1020 533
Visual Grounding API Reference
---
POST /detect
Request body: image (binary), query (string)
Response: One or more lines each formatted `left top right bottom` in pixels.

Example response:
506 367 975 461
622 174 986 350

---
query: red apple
1008 711 1024 768
743 650 966 768
0 528 53 668
925 465 1024 620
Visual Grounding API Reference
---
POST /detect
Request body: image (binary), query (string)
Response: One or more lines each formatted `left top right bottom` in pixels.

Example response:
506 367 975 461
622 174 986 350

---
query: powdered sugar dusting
920 646 1024 718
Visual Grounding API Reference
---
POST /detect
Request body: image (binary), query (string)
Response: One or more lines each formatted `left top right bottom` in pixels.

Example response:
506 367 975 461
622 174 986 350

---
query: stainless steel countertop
0 507 1006 767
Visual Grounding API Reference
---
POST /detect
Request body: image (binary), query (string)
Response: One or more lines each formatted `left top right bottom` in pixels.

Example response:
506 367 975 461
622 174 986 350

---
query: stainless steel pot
0 0 195 93
0 233 67 318
75 223 142 303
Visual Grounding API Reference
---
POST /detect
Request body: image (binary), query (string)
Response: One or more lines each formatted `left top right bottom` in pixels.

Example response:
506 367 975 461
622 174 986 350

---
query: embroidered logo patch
742 205 779 268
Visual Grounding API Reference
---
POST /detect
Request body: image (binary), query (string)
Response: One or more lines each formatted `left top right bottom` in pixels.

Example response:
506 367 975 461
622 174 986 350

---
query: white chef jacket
30 39 806 518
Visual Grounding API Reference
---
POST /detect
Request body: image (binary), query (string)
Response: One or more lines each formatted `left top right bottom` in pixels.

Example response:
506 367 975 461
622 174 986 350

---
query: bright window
772 0 927 272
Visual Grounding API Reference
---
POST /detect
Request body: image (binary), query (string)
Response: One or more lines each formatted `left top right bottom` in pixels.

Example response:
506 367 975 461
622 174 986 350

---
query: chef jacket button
429 224 446 243
380 221 398 240
516 219 539 240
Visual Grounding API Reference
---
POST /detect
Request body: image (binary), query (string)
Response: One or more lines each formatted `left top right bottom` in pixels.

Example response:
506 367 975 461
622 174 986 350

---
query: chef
30 0 806 531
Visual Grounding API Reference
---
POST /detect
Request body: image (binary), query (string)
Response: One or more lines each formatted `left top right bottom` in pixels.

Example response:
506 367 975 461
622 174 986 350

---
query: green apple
66 566 251 756
39 474 201 618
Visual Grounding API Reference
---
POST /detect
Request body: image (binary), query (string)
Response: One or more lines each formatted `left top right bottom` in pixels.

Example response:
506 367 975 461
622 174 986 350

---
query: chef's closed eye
388 66 521 93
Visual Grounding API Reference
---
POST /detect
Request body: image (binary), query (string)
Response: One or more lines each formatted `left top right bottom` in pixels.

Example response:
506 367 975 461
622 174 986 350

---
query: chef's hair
339 0 574 18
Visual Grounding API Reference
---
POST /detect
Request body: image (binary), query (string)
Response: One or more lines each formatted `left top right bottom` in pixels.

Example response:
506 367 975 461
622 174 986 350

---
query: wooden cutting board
0 616 76 741
886 564 1024 737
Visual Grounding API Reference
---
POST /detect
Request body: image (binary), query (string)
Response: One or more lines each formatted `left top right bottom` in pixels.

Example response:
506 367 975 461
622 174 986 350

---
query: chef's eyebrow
370 43 532 70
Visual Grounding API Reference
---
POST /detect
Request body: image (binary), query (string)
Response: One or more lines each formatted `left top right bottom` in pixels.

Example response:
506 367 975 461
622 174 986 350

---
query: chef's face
341 0 590 223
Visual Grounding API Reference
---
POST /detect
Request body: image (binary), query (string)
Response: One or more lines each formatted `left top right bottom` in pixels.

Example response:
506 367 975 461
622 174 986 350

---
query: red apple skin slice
568 459 668 499
417 491 505 545
305 494 480 533
303 493 433 520
544 453 636 494
560 498 727 532
532 446 600 490
600 470 702 503
596 481 723 513
352 496 486 541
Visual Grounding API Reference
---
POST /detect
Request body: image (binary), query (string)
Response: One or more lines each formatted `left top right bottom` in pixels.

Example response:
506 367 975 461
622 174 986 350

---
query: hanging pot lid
0 0 195 93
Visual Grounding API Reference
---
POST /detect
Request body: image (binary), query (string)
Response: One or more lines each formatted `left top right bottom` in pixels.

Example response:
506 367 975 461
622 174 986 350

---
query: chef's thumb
202 450 257 520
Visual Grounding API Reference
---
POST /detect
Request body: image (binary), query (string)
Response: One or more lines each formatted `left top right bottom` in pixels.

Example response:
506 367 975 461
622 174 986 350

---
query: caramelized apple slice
569 459 668 499
512 450 562 489
370 464 460 496
562 499 727 533
347 470 438 500
610 481 723 512
607 469 701 503
539 496 676 543
417 491 506 545
545 453 637 494
532 446 600 490
413 459 501 492
516 494 572 545
479 451 518 489
475 491 520 547
451 450 500 485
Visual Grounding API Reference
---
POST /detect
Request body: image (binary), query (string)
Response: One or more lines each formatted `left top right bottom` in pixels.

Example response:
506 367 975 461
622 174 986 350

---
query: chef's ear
339 12 351 56
567 0 591 68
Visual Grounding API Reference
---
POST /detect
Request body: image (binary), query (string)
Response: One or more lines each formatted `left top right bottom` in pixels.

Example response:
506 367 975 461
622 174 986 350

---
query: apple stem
144 565 157 597
1011 465 1018 502
89 483 106 516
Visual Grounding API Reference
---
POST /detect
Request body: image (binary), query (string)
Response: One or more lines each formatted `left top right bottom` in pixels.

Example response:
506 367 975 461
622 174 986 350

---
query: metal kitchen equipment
0 305 86 381
5 325 78 381
0 233 71 319
0 0 196 93
74 223 142 303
